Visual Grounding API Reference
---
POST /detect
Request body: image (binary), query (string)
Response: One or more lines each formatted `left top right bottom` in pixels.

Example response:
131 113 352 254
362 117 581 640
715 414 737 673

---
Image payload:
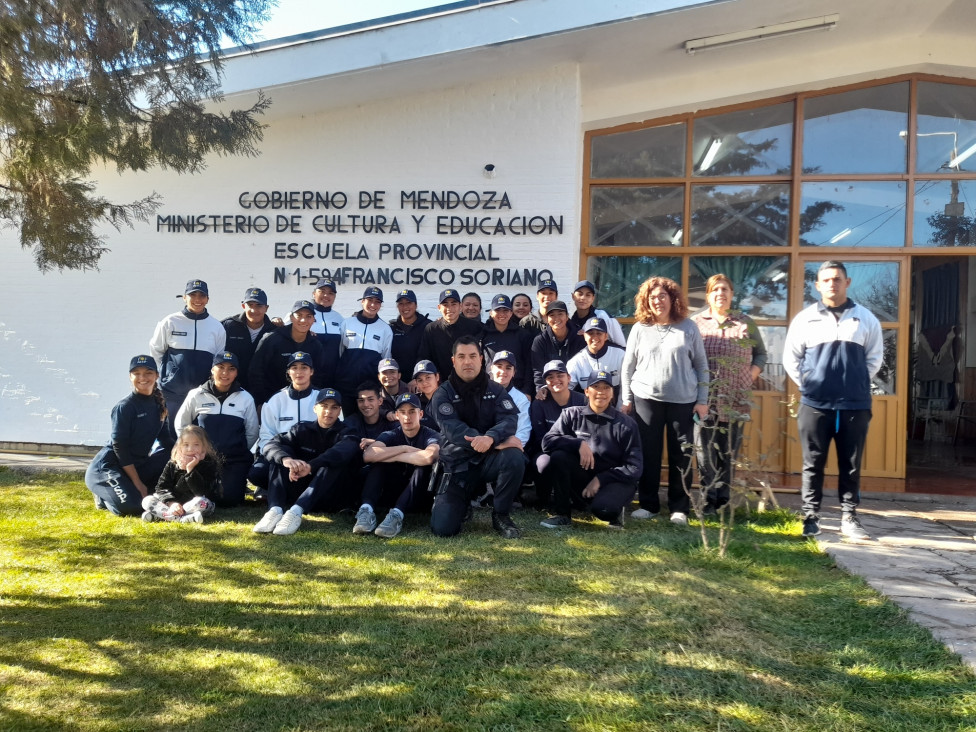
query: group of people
85 261 882 541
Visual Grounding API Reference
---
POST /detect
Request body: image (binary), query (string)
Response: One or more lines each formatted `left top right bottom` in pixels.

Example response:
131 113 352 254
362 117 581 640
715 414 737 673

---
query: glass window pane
590 186 684 247
799 181 906 247
913 180 976 247
688 256 789 320
874 329 897 396
803 261 900 322
590 123 686 178
756 326 786 392
691 184 789 246
693 102 794 176
803 82 909 174
915 82 976 174
586 256 683 319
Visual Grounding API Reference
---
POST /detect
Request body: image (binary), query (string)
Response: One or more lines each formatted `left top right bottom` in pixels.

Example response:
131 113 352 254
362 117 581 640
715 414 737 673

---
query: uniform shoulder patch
438 403 455 416
501 399 514 410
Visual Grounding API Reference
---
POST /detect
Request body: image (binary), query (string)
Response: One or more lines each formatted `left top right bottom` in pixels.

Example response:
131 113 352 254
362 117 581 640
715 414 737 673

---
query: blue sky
255 0 438 41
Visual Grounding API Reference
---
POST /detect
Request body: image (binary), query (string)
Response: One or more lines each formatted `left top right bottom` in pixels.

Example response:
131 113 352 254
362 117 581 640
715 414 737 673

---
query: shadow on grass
1 476 974 731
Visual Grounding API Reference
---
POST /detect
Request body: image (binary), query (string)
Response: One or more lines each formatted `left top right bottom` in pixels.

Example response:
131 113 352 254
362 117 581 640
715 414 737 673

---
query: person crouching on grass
142 425 219 523
253 388 359 536
541 370 643 530
352 393 441 539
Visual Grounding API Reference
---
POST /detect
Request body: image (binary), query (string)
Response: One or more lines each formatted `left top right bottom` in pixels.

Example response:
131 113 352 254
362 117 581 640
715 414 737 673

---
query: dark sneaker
492 512 522 539
801 515 821 537
841 514 871 540
607 508 625 530
701 503 718 517
94 495 107 510
540 515 571 529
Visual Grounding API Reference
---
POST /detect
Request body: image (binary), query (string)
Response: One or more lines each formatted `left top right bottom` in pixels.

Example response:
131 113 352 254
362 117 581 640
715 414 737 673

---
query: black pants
361 462 433 514
217 457 252 506
547 449 636 522
633 397 695 515
431 448 525 537
694 418 744 508
85 449 169 517
268 462 356 513
797 403 871 517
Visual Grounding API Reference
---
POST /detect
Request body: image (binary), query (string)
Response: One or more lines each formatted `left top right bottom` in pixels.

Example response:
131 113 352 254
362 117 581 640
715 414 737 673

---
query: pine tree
0 0 273 270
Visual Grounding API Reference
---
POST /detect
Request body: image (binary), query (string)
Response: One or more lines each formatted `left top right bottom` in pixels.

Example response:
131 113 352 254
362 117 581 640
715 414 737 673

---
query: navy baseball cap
291 299 315 315
129 355 158 372
313 278 337 292
213 351 239 368
542 359 568 378
242 287 268 305
184 279 208 296
546 300 569 314
395 393 422 410
361 286 384 302
396 289 417 303
315 388 342 405
537 279 558 293
588 369 614 388
439 288 460 304
378 358 400 372
287 351 313 368
574 280 596 293
583 317 608 333
491 350 517 367
490 294 512 311
413 360 438 377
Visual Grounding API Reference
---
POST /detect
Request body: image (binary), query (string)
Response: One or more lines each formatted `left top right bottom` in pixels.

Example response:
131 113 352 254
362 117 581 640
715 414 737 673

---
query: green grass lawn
1 468 974 731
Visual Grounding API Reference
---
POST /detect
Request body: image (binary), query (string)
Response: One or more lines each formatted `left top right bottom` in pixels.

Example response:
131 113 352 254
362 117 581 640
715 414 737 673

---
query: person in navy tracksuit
336 287 393 414
248 299 328 408
784 261 883 540
149 279 226 440
309 278 344 389
389 289 431 381
175 351 259 506
85 355 173 516
221 287 278 393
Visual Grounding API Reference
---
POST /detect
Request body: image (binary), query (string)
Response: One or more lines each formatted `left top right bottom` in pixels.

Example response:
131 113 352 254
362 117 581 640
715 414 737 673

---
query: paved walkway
3 452 975 671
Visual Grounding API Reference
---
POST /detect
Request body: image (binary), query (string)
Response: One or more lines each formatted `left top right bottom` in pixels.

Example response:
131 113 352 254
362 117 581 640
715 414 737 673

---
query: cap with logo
129 355 158 373
395 393 422 410
291 299 315 315
537 278 558 293
439 288 460 304
588 369 614 388
361 286 384 302
573 279 596 294
183 279 209 296
378 358 400 372
315 388 342 405
242 287 268 306
287 351 313 368
542 359 568 378
213 351 239 368
413 360 438 377
395 289 417 303
313 278 337 292
490 294 512 311
545 300 569 314
491 350 517 367
583 317 608 333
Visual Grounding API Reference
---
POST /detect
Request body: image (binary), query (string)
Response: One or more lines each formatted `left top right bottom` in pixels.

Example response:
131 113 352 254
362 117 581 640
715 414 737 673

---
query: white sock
289 505 304 517
361 503 374 513
268 506 283 515
389 508 404 519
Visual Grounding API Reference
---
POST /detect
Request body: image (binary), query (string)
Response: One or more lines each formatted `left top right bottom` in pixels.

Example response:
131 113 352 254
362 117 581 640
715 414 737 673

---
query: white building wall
0 63 582 446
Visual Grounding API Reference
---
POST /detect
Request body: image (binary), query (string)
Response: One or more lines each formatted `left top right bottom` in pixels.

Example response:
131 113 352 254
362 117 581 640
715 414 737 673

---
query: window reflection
915 82 976 174
693 102 793 176
691 184 789 246
688 256 788 320
914 180 976 247
586 256 682 318
756 326 786 392
799 182 906 247
590 123 686 179
590 186 684 246
803 261 899 322
803 83 908 174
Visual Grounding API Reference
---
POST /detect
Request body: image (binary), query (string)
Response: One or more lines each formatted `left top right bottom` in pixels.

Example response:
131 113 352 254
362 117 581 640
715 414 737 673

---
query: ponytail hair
152 384 168 422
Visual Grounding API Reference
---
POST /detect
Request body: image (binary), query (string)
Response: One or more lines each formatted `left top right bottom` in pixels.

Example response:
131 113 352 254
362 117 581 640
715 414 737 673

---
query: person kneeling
353 393 440 538
540 370 642 530
254 388 359 536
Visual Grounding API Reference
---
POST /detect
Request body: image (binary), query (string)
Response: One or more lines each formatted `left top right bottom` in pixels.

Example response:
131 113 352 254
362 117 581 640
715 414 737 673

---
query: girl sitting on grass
142 426 219 523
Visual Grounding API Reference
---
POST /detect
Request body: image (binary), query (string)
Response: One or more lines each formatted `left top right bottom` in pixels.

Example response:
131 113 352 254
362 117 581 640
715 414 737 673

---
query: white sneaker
670 512 688 526
178 511 204 524
631 508 657 520
273 509 303 535
353 505 377 534
374 510 403 538
253 508 283 533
